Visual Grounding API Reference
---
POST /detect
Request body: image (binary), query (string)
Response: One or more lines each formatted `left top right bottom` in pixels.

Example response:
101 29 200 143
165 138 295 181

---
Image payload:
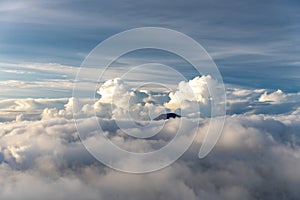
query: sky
1 1 300 200
1 0 300 95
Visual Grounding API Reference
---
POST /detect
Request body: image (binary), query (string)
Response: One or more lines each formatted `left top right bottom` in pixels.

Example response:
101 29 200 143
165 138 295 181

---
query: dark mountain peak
153 113 181 121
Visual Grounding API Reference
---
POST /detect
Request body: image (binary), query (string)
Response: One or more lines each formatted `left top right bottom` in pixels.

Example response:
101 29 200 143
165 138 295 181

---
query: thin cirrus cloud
0 0 300 91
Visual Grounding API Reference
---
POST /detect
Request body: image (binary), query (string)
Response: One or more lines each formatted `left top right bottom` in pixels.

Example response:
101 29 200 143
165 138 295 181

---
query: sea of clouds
1 76 300 200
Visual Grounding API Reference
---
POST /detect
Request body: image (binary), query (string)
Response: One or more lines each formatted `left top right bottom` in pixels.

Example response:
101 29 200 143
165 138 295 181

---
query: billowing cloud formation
56 76 223 120
1 77 299 122
1 111 300 199
0 98 68 122
166 75 217 106
95 77 169 120
259 89 300 104
165 75 222 117
226 88 300 115
1 76 300 199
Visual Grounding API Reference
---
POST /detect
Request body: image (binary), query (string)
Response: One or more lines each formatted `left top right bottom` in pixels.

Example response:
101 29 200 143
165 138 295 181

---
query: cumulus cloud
95 77 170 120
92 76 225 120
226 88 300 115
259 89 300 104
165 75 216 107
2 77 298 123
0 98 67 122
164 75 223 117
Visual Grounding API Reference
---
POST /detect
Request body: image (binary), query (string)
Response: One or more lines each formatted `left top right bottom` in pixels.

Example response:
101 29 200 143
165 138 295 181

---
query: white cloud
164 75 224 117
259 89 300 104
95 77 169 120
1 109 300 199
1 76 300 199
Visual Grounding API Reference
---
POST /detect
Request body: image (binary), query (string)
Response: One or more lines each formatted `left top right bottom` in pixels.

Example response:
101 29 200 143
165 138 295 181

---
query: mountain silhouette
153 113 181 121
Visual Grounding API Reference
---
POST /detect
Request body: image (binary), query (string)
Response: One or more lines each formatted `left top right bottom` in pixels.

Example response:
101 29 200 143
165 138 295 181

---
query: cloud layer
1 112 300 199
0 77 300 199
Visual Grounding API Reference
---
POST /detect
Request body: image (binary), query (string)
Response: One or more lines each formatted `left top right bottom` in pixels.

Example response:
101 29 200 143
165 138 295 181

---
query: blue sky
1 0 300 94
